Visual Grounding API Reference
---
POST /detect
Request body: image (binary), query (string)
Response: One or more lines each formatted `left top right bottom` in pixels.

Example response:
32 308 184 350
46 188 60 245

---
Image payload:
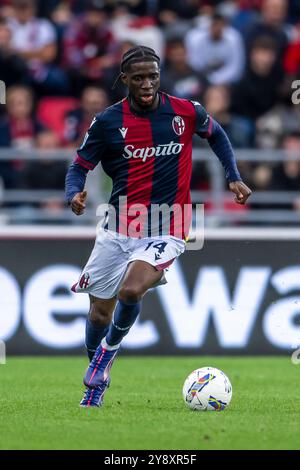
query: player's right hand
71 190 87 216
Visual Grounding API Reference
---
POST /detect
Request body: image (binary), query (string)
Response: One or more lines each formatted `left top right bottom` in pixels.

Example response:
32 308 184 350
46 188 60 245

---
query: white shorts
71 229 186 299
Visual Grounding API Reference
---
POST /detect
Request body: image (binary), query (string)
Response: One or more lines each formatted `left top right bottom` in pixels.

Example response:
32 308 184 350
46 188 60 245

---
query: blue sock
85 318 109 361
105 299 141 347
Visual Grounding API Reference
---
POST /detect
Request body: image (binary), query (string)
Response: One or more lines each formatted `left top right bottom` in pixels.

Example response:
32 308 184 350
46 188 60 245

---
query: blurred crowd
1 0 300 217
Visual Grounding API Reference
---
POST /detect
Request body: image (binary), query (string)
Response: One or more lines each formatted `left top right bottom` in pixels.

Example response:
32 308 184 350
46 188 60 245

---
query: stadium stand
0 0 300 226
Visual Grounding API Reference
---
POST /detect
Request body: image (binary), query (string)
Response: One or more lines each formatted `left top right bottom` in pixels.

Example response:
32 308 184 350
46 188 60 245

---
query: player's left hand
229 181 252 205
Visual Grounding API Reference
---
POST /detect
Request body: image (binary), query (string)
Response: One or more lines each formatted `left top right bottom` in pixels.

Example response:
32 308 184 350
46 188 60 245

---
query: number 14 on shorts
144 241 168 261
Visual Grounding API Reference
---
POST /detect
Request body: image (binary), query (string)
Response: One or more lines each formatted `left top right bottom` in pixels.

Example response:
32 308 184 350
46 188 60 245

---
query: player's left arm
207 119 251 205
193 102 252 205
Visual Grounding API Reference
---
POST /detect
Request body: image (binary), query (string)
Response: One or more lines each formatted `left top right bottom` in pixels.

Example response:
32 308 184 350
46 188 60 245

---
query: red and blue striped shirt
67 92 240 238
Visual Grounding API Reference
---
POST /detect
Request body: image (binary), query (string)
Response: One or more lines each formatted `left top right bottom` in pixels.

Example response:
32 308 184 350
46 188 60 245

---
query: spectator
63 86 109 146
271 132 300 192
204 84 254 147
102 39 136 103
7 0 69 95
185 13 245 85
63 0 118 90
283 23 300 77
249 132 300 210
231 36 284 120
110 1 165 60
0 18 30 88
244 0 293 63
24 130 66 190
0 0 14 19
157 0 199 24
0 85 44 149
192 2 217 31
0 0 299 226
248 162 273 213
256 95 300 149
49 2 74 66
287 0 300 24
160 37 207 101
156 0 198 40
193 83 255 192
251 163 272 191
268 132 300 212
231 0 262 33
36 0 68 18
106 0 153 17
24 130 67 216
0 85 45 188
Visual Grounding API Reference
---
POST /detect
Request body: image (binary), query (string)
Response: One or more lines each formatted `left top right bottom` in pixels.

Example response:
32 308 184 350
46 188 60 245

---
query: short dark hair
86 0 109 13
251 35 276 51
211 13 227 23
111 45 160 90
283 131 300 141
121 45 160 73
12 0 36 9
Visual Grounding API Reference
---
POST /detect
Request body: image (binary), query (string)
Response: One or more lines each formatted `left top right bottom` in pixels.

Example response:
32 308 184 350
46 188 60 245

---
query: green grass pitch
0 356 299 450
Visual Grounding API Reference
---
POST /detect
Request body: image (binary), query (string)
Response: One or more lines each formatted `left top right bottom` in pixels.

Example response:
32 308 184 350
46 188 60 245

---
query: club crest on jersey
172 116 185 136
79 272 90 289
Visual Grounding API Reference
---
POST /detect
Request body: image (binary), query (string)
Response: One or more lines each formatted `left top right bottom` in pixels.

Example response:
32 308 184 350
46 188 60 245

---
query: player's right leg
71 228 131 407
80 296 117 408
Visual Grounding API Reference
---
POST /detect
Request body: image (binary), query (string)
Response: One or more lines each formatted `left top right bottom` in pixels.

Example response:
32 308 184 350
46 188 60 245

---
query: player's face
122 61 160 110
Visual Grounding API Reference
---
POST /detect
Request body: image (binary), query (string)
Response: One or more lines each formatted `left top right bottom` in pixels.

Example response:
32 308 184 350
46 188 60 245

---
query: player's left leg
101 236 185 350
85 295 116 361
84 261 162 388
105 260 162 344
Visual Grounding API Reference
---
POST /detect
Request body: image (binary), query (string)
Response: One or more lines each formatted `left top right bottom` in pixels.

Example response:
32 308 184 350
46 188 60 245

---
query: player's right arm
65 114 107 216
70 189 87 216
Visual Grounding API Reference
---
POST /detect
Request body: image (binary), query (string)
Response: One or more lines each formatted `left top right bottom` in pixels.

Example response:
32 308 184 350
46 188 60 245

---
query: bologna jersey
75 92 212 239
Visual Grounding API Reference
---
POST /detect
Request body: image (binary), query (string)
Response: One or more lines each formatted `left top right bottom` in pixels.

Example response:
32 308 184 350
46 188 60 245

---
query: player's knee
89 304 111 326
118 285 143 304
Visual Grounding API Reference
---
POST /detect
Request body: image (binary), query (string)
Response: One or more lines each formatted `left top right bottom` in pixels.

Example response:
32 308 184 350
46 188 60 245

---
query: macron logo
119 127 128 139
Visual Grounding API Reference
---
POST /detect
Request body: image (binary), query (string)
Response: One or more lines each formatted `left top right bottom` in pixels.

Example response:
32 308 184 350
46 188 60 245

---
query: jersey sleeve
75 114 107 170
190 100 213 138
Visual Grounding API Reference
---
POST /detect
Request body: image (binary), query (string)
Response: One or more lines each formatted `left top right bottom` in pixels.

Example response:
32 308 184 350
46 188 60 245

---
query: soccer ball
182 367 232 411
